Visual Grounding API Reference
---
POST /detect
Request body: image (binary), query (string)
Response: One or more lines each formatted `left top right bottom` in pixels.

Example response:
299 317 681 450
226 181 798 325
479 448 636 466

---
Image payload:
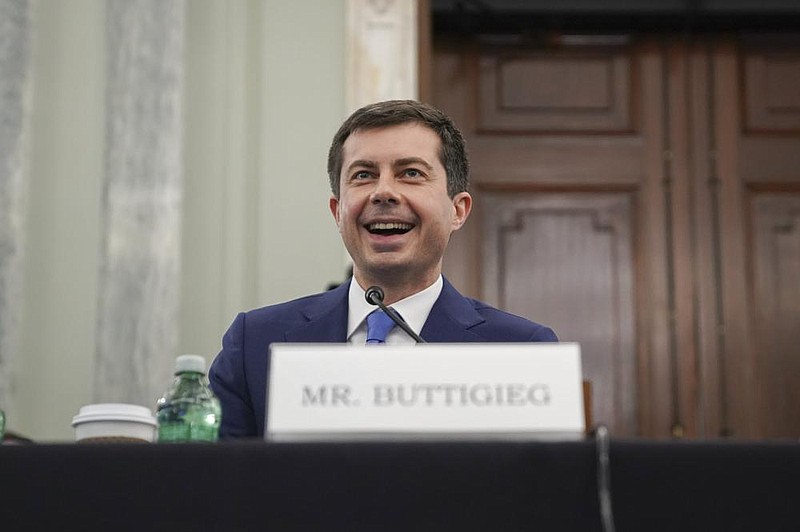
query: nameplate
266 343 584 441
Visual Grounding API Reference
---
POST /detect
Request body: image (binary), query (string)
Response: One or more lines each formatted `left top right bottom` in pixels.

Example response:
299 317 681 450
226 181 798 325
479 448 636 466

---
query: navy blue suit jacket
208 277 557 438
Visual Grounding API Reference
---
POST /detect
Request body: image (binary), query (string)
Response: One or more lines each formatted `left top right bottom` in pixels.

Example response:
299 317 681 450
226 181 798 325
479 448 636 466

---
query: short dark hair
327 100 469 198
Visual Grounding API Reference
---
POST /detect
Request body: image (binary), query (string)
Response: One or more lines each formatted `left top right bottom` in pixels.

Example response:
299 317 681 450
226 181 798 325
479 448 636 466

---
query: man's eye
404 169 421 178
353 171 372 180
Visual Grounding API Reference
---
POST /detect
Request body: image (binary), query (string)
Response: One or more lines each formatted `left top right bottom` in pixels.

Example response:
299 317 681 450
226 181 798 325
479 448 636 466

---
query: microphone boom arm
365 286 426 343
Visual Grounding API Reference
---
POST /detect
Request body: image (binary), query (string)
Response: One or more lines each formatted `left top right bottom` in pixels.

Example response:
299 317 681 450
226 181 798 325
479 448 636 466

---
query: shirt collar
347 275 443 340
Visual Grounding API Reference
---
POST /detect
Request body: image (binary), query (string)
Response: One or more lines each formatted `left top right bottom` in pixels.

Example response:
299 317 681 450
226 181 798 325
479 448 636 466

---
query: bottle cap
175 354 206 375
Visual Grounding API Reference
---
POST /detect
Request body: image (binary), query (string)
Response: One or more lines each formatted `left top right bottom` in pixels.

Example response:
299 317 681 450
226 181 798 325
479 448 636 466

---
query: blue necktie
366 310 397 344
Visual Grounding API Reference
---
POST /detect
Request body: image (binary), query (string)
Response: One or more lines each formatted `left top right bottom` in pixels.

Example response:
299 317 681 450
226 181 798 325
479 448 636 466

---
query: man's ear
329 195 341 230
451 192 472 231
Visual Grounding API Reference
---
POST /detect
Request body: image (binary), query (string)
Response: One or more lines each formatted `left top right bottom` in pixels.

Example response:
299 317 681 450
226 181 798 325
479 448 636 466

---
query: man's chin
359 258 417 281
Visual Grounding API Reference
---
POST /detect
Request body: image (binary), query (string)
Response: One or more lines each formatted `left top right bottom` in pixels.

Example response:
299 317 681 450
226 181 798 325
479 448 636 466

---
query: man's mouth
365 222 414 235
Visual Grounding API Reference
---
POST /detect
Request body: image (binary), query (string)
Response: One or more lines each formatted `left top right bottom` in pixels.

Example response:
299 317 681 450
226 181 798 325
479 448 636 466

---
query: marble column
346 0 418 112
94 0 185 406
0 0 32 416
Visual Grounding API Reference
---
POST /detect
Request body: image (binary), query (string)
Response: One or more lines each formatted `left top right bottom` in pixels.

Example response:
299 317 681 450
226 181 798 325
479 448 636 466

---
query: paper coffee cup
72 403 157 443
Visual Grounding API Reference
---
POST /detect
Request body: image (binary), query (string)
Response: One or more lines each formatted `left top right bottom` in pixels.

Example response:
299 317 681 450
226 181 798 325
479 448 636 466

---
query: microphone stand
365 286 426 343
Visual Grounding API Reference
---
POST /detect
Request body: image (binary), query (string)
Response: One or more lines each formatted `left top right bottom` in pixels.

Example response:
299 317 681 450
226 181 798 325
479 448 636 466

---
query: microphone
365 286 426 343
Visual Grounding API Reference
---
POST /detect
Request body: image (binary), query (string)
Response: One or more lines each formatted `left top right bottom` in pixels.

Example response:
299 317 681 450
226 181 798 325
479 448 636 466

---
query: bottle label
157 404 220 443
158 421 219 443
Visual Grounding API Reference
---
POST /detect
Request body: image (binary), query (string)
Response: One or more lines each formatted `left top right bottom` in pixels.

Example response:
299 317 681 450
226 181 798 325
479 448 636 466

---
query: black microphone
365 286 426 343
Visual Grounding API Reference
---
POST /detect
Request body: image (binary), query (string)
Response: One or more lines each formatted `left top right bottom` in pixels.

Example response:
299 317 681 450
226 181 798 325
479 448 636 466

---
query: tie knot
366 310 397 344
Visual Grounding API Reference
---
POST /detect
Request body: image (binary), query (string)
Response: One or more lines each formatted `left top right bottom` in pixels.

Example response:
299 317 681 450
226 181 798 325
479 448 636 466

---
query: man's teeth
368 222 412 231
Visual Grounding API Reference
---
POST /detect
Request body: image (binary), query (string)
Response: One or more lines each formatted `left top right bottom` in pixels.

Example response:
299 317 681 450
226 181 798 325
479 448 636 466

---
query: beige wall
15 0 346 441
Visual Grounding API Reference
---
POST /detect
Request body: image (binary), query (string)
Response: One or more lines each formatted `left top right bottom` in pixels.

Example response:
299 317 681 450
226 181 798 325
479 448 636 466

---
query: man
209 100 556 438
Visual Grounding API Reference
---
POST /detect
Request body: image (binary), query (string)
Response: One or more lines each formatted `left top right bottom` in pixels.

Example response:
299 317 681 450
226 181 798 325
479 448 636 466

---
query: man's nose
370 174 400 204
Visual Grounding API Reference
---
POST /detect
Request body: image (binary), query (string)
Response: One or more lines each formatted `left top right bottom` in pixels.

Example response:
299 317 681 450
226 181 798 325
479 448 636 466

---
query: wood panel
688 41 726 438
714 37 800 438
741 138 800 184
633 39 675 438
660 39 700 438
478 50 633 133
434 31 800 438
435 34 800 440
481 193 636 435
436 38 671 439
466 136 642 186
751 195 800 438
743 48 800 132
741 37 800 440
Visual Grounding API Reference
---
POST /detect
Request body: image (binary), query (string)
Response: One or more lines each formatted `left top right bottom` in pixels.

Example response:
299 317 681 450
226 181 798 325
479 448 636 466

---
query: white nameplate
266 343 584 441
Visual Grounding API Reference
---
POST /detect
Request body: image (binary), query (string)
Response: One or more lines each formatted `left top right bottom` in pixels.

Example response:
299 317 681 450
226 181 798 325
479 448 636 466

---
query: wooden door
432 34 800 439
711 36 800 439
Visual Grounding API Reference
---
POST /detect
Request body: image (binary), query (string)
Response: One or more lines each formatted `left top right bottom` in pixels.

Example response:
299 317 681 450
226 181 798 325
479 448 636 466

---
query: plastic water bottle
156 354 221 442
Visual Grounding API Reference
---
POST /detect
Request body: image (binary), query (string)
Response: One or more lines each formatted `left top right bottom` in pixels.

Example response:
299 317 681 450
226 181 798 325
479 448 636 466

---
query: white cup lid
72 403 157 427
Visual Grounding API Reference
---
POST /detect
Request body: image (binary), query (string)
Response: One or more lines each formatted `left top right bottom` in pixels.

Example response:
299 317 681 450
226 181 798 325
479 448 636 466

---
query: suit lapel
420 278 485 342
284 282 349 343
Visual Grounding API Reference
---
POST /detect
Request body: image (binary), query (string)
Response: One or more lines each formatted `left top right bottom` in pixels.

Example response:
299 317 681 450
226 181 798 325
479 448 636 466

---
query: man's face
329 123 471 291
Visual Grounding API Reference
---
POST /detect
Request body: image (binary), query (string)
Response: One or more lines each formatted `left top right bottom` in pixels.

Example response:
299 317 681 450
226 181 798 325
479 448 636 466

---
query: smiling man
330 121 470 305
209 100 557 438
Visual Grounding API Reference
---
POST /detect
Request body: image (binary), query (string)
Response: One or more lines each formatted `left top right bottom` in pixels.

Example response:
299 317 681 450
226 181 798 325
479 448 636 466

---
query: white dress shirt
346 275 443 345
